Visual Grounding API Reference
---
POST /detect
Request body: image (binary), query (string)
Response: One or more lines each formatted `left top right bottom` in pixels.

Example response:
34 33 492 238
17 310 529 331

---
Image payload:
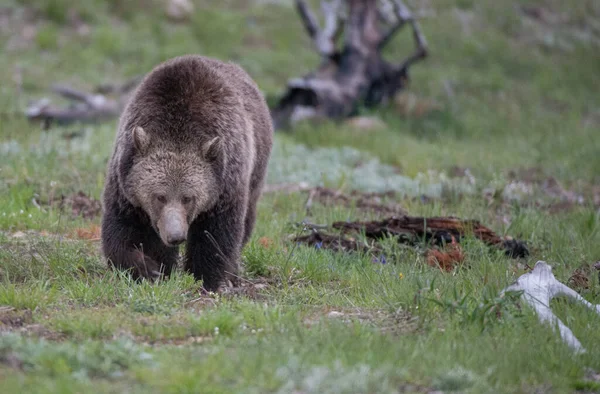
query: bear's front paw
131 250 167 281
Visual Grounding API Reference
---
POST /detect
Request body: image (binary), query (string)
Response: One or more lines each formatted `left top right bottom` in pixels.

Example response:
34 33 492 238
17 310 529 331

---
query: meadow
1 0 599 392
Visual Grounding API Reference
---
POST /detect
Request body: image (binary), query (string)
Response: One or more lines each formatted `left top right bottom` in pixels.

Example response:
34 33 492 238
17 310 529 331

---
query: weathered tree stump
271 0 428 129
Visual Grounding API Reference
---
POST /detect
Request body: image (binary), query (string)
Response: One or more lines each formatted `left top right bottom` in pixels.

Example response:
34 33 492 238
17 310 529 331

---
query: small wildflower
399 272 404 279
19 209 24 214
315 241 323 249
214 326 219 335
372 255 387 264
28 214 32 218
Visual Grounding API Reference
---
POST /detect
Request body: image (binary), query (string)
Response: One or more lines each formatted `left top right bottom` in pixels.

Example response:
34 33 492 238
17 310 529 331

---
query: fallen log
24 77 141 128
293 215 529 259
332 216 529 258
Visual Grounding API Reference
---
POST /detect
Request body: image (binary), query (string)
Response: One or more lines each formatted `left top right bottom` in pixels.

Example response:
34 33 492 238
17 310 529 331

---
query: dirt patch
62 191 102 219
305 187 408 217
304 306 418 335
501 167 600 214
568 262 600 292
0 307 63 341
70 224 102 241
0 307 33 327
263 185 408 217
183 277 273 305
219 277 272 300
35 191 102 220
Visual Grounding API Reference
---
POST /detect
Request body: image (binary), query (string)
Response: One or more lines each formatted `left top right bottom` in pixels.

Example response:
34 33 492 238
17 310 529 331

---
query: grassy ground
1 0 600 392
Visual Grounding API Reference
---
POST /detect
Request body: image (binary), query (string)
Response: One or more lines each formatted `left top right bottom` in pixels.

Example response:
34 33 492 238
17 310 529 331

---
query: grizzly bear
101 55 273 291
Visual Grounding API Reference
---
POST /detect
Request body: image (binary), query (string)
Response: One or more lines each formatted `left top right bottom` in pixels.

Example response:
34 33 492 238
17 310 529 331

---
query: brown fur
101 55 273 291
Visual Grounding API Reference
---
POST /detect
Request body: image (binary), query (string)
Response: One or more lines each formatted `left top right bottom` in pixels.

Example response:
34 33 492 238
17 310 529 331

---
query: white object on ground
501 260 600 353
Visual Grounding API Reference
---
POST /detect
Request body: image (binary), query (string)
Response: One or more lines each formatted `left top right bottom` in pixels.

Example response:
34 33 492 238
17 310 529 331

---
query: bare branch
319 0 343 54
379 0 426 52
51 85 94 104
377 0 396 24
295 0 344 57
52 85 112 109
295 0 320 38
378 19 407 50
95 75 143 95
384 0 428 72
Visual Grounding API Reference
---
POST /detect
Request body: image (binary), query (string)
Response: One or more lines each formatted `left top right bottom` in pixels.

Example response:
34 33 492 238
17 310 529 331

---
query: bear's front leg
101 207 179 280
184 203 246 292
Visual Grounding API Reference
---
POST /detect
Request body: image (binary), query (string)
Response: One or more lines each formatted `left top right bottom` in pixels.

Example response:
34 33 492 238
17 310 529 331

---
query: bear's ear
132 126 150 154
202 137 222 162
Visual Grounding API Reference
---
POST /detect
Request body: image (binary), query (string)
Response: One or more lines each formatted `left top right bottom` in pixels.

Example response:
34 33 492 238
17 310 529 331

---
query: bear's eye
182 196 193 205
155 195 167 204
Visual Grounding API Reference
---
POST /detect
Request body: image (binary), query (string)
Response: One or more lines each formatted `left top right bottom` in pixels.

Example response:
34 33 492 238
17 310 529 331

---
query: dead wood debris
425 237 465 272
332 216 529 258
567 264 592 291
25 77 141 128
293 215 529 264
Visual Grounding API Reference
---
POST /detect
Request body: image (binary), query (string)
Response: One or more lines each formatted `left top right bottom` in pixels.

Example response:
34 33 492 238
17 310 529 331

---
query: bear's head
124 126 222 247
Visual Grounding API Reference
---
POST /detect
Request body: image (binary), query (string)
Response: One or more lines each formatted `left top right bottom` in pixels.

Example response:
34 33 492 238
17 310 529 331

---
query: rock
165 0 194 22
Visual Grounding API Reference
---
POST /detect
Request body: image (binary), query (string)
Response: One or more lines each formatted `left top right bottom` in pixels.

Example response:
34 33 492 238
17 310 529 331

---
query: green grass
1 0 600 392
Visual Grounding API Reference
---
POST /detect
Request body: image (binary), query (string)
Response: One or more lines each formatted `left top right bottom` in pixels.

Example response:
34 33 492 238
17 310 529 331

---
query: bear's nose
166 233 186 246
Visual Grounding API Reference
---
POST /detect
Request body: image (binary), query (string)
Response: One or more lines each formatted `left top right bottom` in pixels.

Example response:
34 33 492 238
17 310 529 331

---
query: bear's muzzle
157 206 188 247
